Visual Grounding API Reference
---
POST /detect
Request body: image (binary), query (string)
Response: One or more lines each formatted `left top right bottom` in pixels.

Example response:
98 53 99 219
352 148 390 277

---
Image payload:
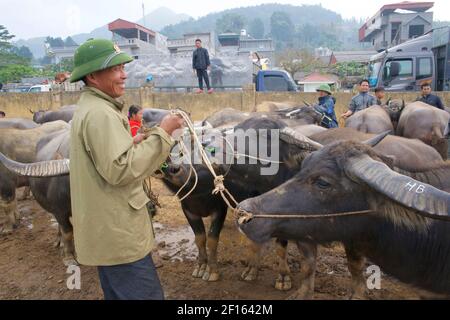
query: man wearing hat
314 84 338 128
69 39 184 300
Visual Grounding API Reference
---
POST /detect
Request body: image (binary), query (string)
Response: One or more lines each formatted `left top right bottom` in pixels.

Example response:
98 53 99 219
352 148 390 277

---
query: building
359 2 434 52
217 30 274 63
296 72 340 93
48 18 168 63
167 32 215 56
109 19 168 58
315 47 377 66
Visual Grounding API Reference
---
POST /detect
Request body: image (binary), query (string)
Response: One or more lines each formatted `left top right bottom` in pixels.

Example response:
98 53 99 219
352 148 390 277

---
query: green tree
0 64 37 83
64 36 78 47
10 45 33 61
270 11 294 43
249 18 264 39
0 25 15 50
45 36 65 48
216 13 246 34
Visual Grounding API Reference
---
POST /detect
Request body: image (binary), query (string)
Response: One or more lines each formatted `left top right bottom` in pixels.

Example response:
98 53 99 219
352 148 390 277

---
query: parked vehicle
367 27 450 91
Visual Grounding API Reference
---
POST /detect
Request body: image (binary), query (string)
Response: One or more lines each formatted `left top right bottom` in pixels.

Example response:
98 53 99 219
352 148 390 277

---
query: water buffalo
0 121 69 234
310 128 443 169
0 118 39 130
237 139 450 298
160 117 322 283
344 99 406 134
31 105 77 124
396 101 450 159
142 108 170 128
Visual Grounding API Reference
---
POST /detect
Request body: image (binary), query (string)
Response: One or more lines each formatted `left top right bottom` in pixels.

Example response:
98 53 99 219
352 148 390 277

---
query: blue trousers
97 254 164 300
196 69 211 90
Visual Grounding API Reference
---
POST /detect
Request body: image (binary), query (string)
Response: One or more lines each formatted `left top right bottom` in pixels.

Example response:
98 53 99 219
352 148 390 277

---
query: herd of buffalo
1 100 450 299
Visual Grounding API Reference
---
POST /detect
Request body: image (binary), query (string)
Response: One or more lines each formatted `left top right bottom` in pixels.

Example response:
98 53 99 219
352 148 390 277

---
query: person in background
128 105 144 139
416 82 444 110
192 39 213 94
314 84 338 128
341 79 377 119
375 87 386 106
0 111 5 118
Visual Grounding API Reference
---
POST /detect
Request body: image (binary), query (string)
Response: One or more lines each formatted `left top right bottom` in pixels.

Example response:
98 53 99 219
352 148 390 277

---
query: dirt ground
0 182 422 300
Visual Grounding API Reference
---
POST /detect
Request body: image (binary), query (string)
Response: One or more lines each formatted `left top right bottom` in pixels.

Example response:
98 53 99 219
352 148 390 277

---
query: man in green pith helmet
69 39 184 300
314 84 338 128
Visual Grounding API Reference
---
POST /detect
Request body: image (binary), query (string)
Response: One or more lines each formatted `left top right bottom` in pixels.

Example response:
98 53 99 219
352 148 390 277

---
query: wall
2 87 450 124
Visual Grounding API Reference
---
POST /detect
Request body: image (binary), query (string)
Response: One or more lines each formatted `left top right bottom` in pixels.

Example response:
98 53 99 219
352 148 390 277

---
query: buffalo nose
168 165 181 175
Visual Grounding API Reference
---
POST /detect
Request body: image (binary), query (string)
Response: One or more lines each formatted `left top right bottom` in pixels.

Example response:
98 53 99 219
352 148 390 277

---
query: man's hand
133 134 146 145
340 110 353 119
160 114 185 136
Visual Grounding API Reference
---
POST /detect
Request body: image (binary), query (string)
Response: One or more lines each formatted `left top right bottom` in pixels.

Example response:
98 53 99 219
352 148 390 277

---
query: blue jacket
315 95 338 128
192 48 210 70
416 94 444 110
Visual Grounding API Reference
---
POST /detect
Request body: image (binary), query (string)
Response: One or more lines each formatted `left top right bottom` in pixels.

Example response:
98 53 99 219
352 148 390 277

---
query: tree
270 11 294 43
45 36 65 48
10 46 33 61
0 64 37 83
216 13 246 34
277 49 324 78
64 36 78 47
0 25 15 50
249 18 264 39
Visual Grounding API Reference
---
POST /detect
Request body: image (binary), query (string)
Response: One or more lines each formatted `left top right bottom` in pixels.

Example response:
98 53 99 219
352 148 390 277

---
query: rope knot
212 175 226 195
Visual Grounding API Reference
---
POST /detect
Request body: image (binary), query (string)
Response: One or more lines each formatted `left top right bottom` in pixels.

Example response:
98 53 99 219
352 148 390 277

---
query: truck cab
254 70 298 92
368 32 434 91
368 27 450 92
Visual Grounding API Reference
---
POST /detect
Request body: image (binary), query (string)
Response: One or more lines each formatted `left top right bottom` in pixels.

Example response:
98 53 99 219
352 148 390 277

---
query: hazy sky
2 0 450 40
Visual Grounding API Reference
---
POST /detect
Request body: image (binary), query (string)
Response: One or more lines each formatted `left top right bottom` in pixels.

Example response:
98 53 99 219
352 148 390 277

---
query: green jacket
70 87 174 266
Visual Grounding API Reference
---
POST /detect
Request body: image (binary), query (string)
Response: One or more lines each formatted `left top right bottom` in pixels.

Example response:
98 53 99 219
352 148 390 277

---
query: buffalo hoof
240 266 258 282
202 266 220 282
275 274 292 291
0 227 13 236
192 263 207 278
63 257 79 267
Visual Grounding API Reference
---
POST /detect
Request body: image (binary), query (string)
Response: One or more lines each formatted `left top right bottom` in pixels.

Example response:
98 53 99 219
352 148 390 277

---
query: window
409 25 425 38
263 76 288 91
417 57 432 80
383 59 413 80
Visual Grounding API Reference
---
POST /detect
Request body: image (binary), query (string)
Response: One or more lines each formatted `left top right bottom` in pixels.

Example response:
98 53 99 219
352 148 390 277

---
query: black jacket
192 48 210 70
416 94 444 110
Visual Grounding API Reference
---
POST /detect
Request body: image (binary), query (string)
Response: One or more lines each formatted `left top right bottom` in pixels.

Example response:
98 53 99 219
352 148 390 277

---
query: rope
169 109 376 222
170 109 240 209
236 208 375 223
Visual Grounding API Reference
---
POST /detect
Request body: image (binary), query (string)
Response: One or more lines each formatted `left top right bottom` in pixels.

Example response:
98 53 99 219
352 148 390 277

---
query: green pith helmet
70 39 133 83
316 84 332 95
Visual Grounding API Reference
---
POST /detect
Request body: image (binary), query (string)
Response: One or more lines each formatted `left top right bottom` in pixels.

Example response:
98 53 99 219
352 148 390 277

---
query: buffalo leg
344 245 367 300
0 196 18 235
274 239 292 291
288 242 317 300
60 222 77 266
241 240 263 281
183 209 208 279
202 209 227 282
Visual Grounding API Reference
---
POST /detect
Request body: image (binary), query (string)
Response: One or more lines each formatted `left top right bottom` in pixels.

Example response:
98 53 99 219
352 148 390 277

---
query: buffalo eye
315 177 331 189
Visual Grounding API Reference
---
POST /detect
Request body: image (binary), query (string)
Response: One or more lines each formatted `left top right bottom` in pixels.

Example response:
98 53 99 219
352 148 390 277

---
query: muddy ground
0 181 422 300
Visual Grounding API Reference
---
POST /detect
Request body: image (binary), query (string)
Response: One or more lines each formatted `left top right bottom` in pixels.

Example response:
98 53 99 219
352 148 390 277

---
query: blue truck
254 70 299 92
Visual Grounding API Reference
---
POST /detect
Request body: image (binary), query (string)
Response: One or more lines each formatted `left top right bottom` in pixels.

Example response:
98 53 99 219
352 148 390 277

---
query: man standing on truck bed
416 82 444 110
341 79 377 119
193 39 213 94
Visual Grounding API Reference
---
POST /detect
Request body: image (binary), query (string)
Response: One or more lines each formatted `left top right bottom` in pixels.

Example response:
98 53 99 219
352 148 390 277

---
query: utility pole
142 2 146 27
